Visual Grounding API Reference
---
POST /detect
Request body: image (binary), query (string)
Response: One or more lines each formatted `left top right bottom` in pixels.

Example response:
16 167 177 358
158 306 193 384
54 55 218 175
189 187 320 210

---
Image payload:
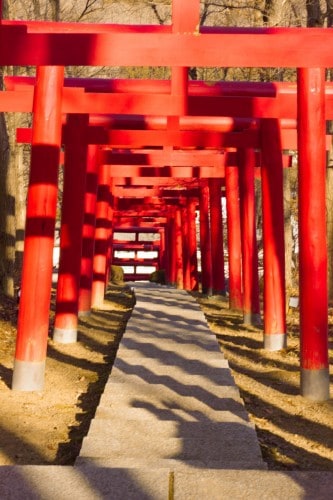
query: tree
0 0 114 296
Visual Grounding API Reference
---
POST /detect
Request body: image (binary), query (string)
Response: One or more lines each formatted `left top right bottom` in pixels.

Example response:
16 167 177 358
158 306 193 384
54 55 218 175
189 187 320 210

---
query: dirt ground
0 286 135 466
198 294 333 471
0 284 332 470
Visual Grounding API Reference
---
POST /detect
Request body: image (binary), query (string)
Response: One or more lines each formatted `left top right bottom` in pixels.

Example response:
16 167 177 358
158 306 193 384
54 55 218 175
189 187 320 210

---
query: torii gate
10 80 310 333
9 79 329 401
0 0 330 401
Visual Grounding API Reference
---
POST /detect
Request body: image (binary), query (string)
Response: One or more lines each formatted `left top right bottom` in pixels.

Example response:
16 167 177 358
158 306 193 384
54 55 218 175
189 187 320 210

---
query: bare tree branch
77 0 103 21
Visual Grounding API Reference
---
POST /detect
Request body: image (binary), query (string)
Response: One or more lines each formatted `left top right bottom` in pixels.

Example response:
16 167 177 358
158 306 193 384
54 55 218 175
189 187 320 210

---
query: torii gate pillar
188 197 199 291
53 114 89 343
225 164 243 310
91 165 112 308
199 179 213 295
181 203 191 290
238 148 261 325
298 67 329 401
78 145 99 316
12 66 64 391
175 205 184 289
209 178 226 295
158 227 166 271
260 119 287 350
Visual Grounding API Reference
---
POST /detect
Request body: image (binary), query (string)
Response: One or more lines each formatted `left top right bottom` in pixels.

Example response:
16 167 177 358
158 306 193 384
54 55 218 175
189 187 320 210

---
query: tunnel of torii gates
1 0 333 402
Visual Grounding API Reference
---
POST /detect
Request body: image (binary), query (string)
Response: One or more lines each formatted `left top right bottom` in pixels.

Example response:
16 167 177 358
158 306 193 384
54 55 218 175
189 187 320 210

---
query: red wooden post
171 0 199 108
158 227 166 271
166 220 173 286
172 0 200 32
260 119 287 350
78 145 99 316
167 207 177 286
105 180 114 286
53 114 89 343
238 148 261 325
181 203 191 290
91 163 111 308
188 197 199 291
12 66 64 391
209 178 226 295
175 205 184 289
225 164 243 310
163 212 171 285
298 67 329 401
199 179 213 295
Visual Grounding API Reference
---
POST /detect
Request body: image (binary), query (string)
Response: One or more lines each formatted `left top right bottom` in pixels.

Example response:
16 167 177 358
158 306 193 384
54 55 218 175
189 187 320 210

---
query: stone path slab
76 282 265 471
1 466 333 499
3 283 333 498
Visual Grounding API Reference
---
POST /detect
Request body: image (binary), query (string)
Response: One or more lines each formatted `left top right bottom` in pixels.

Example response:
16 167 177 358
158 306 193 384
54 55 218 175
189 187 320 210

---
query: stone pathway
76 282 265 471
1 282 333 499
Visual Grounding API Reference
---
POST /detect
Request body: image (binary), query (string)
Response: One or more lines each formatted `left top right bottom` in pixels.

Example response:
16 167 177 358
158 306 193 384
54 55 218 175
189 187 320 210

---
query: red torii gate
14 108 293 341
11 80 304 326
10 79 327 400
1 0 330 402
11 84 326 398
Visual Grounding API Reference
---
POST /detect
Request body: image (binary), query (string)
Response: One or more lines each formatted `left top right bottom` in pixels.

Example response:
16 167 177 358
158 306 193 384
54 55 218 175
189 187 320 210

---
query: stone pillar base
301 368 330 401
243 312 262 326
12 359 45 391
53 327 78 344
264 332 287 351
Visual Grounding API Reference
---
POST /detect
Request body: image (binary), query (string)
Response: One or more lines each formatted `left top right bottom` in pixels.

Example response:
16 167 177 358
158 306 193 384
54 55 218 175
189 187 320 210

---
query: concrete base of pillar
53 327 78 344
301 368 330 401
264 333 287 351
12 359 45 391
78 310 92 318
243 312 262 326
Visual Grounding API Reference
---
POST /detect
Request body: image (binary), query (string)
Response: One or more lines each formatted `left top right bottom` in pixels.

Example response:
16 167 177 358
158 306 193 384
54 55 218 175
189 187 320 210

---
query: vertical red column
53 114 89 343
225 164 243 310
168 207 177 286
172 0 200 31
199 179 213 295
188 197 199 291
260 119 287 351
78 145 99 316
171 0 199 113
297 67 329 401
175 205 184 289
238 148 261 325
181 202 191 290
91 163 111 308
209 178 226 295
12 66 64 391
105 180 114 286
158 227 166 272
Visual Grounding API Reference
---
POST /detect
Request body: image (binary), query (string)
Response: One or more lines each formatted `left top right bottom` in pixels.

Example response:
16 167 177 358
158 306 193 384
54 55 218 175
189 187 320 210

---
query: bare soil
197 294 333 471
0 286 135 466
0 286 332 470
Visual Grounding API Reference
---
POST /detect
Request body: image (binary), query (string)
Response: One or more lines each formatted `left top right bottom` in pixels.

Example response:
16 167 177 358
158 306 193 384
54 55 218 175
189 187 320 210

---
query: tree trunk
306 0 322 26
283 166 294 294
0 107 15 296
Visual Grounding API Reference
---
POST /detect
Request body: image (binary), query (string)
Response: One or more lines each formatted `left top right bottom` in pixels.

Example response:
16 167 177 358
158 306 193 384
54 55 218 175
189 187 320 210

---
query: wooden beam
1 24 333 67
